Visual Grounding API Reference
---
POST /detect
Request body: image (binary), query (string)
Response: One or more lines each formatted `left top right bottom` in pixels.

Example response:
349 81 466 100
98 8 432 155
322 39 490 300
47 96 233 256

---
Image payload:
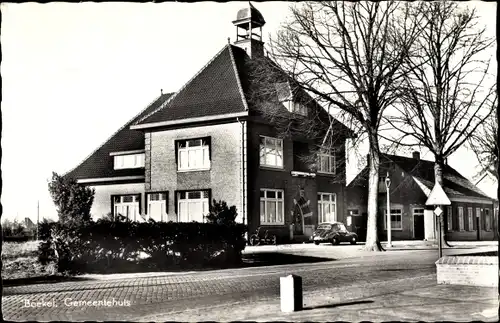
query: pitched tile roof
68 43 353 180
348 153 492 200
135 45 248 126
383 154 490 198
412 176 466 196
133 44 353 138
65 93 174 180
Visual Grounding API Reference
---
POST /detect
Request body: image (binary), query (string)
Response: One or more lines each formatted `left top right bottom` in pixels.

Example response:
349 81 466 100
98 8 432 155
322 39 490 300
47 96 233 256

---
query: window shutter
138 194 142 216
205 136 212 161
174 190 179 215
451 207 456 231
208 189 213 208
174 140 180 164
110 195 116 217
165 191 169 214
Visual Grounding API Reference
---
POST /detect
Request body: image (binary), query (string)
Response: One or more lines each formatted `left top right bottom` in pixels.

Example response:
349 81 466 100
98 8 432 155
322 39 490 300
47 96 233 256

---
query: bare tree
247 1 423 251
383 1 496 246
468 112 499 182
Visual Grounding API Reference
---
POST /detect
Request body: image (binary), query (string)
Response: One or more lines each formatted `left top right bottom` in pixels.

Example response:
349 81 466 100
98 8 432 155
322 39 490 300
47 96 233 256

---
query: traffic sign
434 206 443 217
425 182 451 206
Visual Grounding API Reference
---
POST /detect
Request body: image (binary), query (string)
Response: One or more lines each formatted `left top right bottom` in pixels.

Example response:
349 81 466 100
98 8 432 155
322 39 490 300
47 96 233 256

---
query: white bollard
280 274 303 312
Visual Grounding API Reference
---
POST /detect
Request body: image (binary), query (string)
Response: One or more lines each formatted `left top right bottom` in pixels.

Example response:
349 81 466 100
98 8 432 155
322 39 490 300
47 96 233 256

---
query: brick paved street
2 244 497 321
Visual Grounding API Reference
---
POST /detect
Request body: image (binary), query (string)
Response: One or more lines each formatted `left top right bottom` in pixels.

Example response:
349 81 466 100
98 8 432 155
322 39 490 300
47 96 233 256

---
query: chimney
412 151 420 160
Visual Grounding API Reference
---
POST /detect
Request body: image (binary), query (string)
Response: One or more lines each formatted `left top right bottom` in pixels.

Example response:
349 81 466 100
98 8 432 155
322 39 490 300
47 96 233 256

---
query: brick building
346 152 497 241
65 3 352 241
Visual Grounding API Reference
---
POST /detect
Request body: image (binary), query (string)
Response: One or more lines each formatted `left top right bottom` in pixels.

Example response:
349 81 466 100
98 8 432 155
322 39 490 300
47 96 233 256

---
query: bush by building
40 172 247 274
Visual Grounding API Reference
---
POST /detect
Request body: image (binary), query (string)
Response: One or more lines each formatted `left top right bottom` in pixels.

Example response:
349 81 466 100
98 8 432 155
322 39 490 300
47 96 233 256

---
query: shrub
206 199 238 226
38 195 248 273
48 172 94 227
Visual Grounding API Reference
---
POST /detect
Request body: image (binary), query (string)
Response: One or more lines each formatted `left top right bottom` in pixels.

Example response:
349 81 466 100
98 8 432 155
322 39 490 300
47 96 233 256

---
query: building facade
346 152 497 241
65 3 352 241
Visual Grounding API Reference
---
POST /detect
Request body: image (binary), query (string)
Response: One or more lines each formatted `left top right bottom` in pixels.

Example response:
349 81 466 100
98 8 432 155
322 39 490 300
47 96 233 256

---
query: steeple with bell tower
232 2 266 58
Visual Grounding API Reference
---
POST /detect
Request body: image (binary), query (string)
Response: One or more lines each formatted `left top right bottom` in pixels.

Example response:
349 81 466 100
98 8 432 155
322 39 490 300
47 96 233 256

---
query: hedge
38 219 247 274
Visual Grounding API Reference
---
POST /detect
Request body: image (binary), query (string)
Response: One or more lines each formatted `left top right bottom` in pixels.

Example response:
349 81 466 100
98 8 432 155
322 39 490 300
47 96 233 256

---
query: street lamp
385 172 392 247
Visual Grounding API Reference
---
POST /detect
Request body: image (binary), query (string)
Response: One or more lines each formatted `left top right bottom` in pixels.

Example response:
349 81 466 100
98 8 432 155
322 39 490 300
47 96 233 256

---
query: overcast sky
1 1 497 222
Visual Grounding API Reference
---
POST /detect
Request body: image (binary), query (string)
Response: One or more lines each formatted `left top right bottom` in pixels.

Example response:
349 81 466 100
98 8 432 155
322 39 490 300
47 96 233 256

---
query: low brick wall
435 256 498 287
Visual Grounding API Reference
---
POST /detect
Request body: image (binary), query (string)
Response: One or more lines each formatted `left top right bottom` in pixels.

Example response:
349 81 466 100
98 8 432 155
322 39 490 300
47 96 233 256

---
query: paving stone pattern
3 256 434 321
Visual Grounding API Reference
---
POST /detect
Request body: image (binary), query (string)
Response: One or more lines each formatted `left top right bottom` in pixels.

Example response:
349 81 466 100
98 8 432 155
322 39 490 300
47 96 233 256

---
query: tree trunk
364 141 384 252
434 159 452 248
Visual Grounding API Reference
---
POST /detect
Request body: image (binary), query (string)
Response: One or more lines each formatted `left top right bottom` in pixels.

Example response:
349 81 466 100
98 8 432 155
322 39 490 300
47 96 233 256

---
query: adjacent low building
346 152 497 241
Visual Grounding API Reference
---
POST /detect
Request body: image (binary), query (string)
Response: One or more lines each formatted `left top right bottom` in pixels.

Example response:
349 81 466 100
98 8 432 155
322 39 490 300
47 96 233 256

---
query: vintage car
310 222 358 245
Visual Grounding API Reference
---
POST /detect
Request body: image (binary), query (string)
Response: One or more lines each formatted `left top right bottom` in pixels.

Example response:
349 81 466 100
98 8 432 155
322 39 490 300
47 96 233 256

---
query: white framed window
293 102 308 116
177 138 210 171
260 136 283 168
283 101 307 116
113 194 140 221
383 208 403 230
147 192 168 222
458 207 464 231
467 207 473 231
318 193 337 223
318 148 336 174
413 208 424 217
260 189 284 225
114 153 145 170
447 206 453 231
484 209 491 231
177 190 209 223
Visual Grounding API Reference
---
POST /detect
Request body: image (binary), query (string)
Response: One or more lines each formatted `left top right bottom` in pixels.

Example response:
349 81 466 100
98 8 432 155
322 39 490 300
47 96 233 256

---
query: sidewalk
381 240 498 251
244 240 498 256
144 274 498 322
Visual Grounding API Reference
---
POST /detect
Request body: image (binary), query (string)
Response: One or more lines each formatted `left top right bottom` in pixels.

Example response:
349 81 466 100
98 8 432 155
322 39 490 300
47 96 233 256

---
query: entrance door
350 212 367 242
293 203 304 235
413 208 425 240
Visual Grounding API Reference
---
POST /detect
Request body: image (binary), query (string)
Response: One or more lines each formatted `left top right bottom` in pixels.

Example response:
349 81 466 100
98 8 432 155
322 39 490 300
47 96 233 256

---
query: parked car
310 222 358 245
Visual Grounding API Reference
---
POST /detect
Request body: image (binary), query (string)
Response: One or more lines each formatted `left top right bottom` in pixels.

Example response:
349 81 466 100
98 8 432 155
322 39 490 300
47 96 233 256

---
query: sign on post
425 182 450 259
425 182 451 206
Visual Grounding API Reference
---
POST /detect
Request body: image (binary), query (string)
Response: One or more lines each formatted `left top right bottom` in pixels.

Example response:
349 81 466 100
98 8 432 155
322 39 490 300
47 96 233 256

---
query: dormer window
111 152 145 170
286 101 307 116
275 82 307 116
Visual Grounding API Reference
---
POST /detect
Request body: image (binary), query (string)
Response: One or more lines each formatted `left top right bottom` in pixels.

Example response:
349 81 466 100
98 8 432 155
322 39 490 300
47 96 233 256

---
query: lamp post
436 209 442 258
385 172 392 247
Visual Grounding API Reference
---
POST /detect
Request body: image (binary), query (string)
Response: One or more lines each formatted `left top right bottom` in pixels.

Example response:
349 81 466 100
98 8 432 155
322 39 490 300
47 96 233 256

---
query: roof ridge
383 153 470 180
63 93 170 178
228 44 249 110
382 153 433 163
136 43 230 125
